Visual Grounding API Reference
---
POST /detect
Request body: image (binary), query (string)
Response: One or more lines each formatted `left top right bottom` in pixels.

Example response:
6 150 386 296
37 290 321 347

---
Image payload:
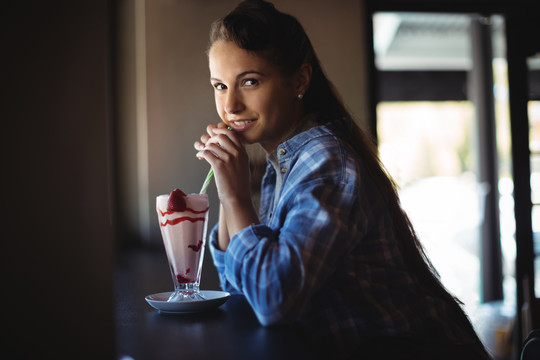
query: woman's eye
243 78 259 87
213 83 227 90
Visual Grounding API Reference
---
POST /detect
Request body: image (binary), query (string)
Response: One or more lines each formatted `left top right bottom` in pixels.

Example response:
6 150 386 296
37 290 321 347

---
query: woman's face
208 41 304 152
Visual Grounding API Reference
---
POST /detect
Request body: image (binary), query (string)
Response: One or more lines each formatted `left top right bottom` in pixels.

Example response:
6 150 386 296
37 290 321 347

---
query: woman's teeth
235 120 253 126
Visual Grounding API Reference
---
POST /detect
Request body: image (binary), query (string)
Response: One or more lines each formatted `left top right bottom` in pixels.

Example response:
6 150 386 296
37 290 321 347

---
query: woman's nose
224 90 244 114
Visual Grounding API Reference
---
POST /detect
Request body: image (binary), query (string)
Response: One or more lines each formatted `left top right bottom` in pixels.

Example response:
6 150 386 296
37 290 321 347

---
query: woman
194 1 491 359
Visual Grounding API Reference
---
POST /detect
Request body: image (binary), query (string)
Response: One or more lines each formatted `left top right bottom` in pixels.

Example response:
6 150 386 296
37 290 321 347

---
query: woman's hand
195 122 250 204
194 122 259 249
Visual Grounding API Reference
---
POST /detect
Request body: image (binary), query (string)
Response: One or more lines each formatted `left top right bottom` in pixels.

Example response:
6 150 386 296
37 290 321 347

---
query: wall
1 1 115 358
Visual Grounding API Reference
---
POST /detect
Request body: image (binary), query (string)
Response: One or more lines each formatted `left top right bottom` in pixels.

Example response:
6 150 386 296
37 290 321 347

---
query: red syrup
160 216 205 227
176 274 193 284
188 240 203 252
158 207 209 217
176 268 193 283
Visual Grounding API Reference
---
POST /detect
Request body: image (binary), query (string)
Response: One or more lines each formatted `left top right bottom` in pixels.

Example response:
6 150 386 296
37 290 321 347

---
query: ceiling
372 12 530 71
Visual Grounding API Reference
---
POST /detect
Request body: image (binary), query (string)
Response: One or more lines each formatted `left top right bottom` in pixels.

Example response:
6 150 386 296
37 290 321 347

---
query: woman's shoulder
286 124 358 183
287 123 343 155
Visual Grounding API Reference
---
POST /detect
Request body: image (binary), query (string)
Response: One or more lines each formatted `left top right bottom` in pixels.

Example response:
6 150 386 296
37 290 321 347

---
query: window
527 55 540 298
372 13 511 314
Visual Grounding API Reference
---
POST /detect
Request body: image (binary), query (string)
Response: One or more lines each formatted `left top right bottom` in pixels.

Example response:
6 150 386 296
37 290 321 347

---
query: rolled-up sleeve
222 178 357 326
208 223 240 294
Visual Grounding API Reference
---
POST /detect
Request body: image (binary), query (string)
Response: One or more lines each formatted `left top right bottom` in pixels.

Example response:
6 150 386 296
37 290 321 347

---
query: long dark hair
208 0 487 351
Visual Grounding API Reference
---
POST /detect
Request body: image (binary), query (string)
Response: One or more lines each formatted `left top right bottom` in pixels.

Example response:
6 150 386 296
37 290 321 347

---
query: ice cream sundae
156 188 209 301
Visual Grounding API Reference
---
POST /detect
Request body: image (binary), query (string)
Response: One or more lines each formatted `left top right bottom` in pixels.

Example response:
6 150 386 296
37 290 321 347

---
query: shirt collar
267 113 329 161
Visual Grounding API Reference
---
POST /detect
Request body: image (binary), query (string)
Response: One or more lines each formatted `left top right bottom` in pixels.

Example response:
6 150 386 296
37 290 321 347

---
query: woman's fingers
194 133 210 151
194 122 233 150
216 121 229 129
195 121 242 163
206 123 218 136
211 128 242 147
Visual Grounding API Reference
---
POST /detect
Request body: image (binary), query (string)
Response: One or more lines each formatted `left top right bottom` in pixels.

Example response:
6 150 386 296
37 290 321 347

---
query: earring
297 94 304 99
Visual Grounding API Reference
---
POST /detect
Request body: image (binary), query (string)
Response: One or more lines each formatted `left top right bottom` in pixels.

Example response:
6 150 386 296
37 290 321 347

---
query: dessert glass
156 193 209 301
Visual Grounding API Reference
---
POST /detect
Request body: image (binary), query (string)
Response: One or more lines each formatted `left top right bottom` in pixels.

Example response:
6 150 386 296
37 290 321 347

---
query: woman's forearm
218 204 230 251
218 198 259 251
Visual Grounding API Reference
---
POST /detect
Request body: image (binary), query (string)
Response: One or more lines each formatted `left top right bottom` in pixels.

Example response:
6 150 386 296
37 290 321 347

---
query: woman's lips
229 119 256 131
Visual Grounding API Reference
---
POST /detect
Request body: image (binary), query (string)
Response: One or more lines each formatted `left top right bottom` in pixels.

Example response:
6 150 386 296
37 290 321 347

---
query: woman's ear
296 63 312 97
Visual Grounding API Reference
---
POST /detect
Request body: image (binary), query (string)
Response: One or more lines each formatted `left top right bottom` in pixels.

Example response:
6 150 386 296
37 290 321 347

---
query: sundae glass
156 188 209 302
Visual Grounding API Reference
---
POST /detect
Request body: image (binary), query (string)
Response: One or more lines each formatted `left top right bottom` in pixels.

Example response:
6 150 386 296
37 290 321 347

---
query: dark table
115 249 319 360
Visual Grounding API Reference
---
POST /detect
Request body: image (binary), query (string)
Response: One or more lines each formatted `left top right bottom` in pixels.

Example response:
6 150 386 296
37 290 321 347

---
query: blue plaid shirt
209 123 477 352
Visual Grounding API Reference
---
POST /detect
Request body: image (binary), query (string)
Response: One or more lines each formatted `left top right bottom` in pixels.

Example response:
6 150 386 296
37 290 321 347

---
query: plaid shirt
209 123 477 352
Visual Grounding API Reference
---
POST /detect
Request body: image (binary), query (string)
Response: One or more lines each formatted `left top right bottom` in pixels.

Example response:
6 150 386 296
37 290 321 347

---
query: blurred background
2 0 539 359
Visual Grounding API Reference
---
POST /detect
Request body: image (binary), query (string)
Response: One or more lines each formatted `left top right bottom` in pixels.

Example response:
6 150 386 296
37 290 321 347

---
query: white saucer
145 290 230 314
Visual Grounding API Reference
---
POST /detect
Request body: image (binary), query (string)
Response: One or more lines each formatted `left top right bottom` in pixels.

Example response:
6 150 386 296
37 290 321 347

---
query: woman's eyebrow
210 70 265 82
237 70 265 78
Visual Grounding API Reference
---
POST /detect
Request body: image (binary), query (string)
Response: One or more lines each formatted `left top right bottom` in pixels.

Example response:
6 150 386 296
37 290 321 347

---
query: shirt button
281 167 287 174
278 148 287 156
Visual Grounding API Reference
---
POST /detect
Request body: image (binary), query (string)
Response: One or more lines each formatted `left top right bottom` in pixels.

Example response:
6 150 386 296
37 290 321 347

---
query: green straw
200 127 230 194
200 167 214 194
